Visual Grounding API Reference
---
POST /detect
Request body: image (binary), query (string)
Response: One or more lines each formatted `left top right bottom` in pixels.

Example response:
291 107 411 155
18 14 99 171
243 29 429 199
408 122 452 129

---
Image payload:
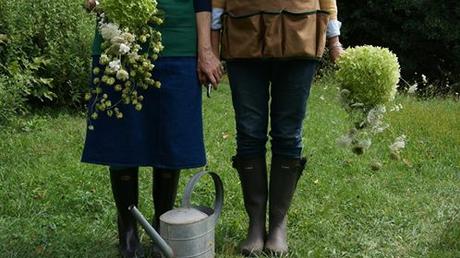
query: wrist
198 45 213 55
329 43 343 50
327 36 341 47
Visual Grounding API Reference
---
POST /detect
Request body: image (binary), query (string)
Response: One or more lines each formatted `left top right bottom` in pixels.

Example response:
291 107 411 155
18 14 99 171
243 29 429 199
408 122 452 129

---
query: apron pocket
222 13 263 59
281 11 328 58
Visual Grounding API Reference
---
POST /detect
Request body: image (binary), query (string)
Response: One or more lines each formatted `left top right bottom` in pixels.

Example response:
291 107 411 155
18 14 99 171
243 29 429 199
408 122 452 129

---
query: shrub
0 76 27 125
0 58 55 124
0 0 95 106
338 0 460 94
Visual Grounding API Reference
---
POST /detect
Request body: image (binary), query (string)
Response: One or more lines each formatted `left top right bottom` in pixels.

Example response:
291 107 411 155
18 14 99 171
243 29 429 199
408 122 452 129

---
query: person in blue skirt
82 1 222 257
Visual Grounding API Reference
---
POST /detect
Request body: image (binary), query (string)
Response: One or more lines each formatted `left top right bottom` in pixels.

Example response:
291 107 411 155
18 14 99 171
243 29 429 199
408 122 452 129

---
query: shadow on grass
428 214 460 257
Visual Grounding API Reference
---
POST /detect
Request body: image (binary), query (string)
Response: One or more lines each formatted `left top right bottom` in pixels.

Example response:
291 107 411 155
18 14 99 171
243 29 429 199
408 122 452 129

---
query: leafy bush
338 0 460 94
0 76 27 125
0 0 95 106
0 58 55 124
336 46 400 108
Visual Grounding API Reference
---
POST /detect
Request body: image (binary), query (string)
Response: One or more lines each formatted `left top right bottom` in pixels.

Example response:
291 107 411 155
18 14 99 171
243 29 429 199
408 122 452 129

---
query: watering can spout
128 205 175 258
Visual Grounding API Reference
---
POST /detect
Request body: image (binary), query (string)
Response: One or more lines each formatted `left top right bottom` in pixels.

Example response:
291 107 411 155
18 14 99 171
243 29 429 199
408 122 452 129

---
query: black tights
109 166 180 229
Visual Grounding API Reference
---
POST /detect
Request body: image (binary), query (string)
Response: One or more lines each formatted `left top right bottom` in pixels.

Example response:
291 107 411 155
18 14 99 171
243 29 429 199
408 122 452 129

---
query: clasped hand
197 48 224 90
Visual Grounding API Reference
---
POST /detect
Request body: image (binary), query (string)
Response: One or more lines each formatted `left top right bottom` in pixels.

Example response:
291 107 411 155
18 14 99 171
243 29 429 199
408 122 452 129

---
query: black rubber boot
265 156 306 256
110 167 144 258
152 168 180 229
233 156 268 256
151 168 180 258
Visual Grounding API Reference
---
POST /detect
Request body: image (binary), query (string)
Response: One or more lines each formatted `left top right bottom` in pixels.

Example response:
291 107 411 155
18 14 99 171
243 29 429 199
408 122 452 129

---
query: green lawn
1 76 459 257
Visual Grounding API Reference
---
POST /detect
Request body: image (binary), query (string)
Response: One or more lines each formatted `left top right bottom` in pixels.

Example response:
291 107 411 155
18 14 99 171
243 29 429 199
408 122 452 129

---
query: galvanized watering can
129 171 223 258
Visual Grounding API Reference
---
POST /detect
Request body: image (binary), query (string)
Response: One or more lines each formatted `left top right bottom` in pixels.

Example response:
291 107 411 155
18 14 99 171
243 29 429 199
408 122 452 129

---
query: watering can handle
182 171 224 223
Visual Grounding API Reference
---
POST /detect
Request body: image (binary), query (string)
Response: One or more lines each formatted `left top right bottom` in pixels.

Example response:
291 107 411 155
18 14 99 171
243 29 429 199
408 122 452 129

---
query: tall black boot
152 168 180 229
265 156 306 255
110 167 144 258
151 168 180 258
232 156 268 256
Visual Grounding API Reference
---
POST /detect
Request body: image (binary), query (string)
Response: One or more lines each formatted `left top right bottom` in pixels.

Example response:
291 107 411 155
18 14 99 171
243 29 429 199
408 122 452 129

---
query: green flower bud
84 93 92 101
116 69 129 81
97 103 105 111
107 78 116 85
116 112 123 119
99 54 110 65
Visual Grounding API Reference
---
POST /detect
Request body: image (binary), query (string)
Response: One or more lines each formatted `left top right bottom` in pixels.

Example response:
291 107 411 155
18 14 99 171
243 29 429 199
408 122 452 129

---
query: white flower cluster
99 21 136 56
407 83 418 95
100 22 121 41
336 129 372 155
367 105 389 133
389 135 406 153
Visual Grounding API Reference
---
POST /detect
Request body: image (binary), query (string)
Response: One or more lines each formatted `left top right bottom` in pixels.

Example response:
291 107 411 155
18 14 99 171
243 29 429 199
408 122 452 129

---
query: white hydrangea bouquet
335 46 406 158
85 0 164 124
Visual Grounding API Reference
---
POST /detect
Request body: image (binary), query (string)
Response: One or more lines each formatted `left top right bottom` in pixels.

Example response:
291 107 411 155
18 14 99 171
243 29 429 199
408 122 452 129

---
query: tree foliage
338 0 460 94
0 0 94 107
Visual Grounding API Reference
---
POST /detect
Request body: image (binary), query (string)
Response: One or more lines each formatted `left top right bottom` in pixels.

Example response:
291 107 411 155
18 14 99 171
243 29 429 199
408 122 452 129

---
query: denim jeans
227 59 317 159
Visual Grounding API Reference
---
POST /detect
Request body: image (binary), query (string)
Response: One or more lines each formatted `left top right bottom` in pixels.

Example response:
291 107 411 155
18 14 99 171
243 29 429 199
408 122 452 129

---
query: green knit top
92 0 197 57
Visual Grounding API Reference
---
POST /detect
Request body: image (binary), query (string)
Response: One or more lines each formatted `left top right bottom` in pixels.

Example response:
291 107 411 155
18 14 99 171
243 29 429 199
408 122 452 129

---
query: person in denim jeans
212 0 344 256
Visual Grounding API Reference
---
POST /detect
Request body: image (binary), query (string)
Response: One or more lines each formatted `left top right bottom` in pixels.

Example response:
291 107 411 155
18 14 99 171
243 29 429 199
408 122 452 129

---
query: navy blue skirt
81 56 206 169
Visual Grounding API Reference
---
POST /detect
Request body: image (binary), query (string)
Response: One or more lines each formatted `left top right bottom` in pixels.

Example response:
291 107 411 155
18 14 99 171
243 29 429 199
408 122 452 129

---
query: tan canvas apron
221 0 330 59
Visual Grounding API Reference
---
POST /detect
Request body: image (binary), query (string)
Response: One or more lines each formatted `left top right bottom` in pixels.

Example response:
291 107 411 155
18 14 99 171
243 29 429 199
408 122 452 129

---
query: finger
215 66 223 79
213 63 224 78
207 72 218 87
213 70 222 86
198 71 206 85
